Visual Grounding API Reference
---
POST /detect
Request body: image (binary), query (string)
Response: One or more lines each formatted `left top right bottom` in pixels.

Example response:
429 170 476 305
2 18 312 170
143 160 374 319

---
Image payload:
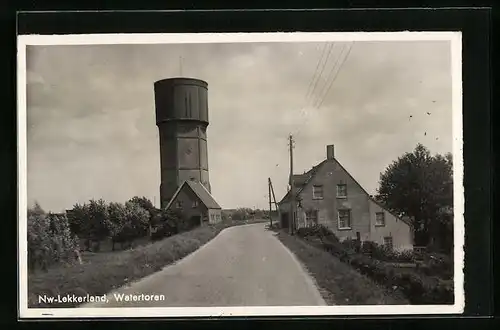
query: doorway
281 212 289 229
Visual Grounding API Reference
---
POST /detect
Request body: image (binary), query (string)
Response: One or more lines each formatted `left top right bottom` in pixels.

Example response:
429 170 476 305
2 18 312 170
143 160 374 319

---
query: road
82 223 326 307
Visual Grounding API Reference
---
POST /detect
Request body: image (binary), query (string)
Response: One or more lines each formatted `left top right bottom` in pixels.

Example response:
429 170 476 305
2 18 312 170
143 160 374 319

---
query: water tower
154 77 211 208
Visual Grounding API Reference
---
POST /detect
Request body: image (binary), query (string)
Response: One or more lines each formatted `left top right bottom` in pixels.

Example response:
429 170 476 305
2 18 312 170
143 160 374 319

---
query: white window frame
176 201 183 209
312 185 324 200
375 212 385 226
192 200 199 208
305 210 319 226
337 209 352 230
383 236 393 249
336 184 347 198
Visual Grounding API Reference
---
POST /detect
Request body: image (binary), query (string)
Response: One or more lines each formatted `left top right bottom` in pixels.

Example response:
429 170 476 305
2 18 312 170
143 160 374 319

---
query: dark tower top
154 78 209 126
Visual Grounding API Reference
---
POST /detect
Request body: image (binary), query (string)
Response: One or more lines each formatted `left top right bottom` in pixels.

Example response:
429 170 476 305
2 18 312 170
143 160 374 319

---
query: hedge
296 225 454 304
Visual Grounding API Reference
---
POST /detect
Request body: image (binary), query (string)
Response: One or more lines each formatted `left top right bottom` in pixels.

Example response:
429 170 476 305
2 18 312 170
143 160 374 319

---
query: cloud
25 40 453 211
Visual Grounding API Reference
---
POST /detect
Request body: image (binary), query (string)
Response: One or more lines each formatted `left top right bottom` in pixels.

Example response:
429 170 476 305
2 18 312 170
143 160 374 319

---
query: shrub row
28 204 79 272
296 224 454 304
358 240 416 263
296 225 340 243
29 221 235 308
324 241 454 304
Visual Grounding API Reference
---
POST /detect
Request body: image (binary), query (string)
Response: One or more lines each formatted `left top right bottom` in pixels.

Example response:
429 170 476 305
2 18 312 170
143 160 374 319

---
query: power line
313 45 346 108
312 43 348 108
315 42 354 109
292 42 337 137
291 42 354 140
303 42 331 104
305 42 335 106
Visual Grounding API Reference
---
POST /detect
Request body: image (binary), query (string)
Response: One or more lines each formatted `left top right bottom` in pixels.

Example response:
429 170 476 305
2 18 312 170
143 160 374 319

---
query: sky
25 39 454 212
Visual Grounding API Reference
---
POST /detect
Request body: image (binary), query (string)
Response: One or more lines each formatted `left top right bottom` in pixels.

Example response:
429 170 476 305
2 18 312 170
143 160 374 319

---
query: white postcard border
17 31 464 319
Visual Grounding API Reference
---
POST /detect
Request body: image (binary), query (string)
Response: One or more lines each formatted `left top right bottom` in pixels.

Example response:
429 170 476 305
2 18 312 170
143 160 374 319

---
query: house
165 179 222 225
278 144 414 252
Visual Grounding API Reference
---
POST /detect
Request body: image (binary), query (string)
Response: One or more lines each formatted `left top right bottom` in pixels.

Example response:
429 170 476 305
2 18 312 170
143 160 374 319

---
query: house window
375 212 385 226
210 214 215 221
384 236 393 250
336 184 347 198
176 201 183 209
305 210 319 227
312 185 324 199
192 200 199 208
338 209 351 229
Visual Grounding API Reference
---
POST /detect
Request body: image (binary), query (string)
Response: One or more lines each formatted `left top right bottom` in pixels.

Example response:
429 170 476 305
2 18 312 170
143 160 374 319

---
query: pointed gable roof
165 180 221 211
278 156 412 227
186 180 221 209
278 160 328 204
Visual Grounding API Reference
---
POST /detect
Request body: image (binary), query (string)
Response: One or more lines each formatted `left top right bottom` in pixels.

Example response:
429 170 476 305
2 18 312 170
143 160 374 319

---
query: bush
28 203 79 272
360 241 416 263
29 221 239 308
341 238 361 253
150 209 182 240
296 224 340 243
294 229 454 304
418 254 454 279
396 250 416 263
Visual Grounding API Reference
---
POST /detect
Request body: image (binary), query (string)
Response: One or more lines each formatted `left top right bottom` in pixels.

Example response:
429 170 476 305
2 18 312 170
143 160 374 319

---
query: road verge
273 229 410 305
28 220 262 308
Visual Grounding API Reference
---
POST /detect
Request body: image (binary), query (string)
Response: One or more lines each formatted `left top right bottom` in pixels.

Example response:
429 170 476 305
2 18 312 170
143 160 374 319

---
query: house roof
165 180 221 211
279 160 327 204
278 157 412 227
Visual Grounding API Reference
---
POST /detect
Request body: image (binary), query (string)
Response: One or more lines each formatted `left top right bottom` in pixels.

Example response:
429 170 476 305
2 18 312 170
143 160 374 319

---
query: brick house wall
279 145 413 251
368 200 414 251
297 159 372 242
207 208 222 224
169 185 207 225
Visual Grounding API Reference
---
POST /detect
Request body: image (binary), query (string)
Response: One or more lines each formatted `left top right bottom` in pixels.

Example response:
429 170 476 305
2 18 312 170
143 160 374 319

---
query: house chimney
327 144 335 160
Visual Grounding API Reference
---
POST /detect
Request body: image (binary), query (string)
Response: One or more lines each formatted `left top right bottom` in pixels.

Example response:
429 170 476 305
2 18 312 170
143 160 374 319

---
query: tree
128 196 158 237
124 201 150 239
375 144 453 247
67 203 91 250
86 199 113 251
128 196 155 214
28 201 45 217
231 208 253 221
46 213 79 262
150 208 183 241
27 203 78 272
107 202 128 251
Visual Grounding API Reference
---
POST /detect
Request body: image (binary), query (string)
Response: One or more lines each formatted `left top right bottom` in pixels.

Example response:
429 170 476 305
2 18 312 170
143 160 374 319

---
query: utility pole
268 178 273 227
269 179 280 218
289 134 296 235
